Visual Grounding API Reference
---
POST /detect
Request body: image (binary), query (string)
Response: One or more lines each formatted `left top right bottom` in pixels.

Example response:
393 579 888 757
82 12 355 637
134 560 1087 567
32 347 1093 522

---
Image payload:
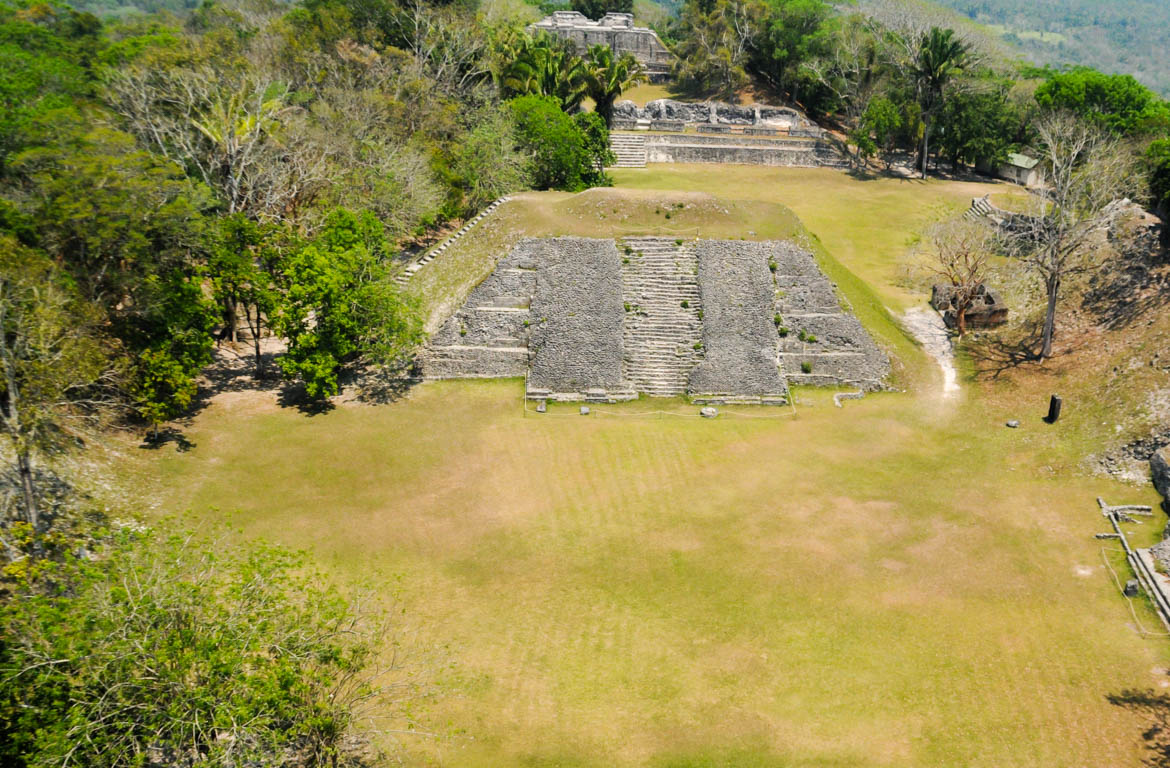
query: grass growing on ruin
141 378 1168 767
406 186 928 387
611 165 1010 312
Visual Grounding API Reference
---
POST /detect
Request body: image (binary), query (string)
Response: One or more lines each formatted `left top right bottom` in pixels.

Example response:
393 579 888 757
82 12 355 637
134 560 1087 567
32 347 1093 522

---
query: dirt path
901 307 958 398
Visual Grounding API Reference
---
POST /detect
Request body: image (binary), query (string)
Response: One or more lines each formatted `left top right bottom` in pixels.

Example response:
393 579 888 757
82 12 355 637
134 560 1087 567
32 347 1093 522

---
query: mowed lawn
147 381 1168 767
140 168 1170 766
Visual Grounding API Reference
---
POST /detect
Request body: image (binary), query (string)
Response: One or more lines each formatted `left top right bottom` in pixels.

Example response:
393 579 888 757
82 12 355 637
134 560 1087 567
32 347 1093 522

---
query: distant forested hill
928 0 1170 95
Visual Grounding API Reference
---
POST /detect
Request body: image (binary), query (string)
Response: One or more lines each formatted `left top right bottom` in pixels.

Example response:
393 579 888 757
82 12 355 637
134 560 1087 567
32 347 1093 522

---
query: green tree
209 214 280 377
672 0 755 100
0 0 99 170
508 94 611 191
748 0 834 103
275 209 423 401
571 0 633 20
500 34 589 113
584 43 643 127
1035 68 1170 137
850 96 902 168
910 27 972 178
1148 137 1170 215
936 85 1023 171
10 125 217 430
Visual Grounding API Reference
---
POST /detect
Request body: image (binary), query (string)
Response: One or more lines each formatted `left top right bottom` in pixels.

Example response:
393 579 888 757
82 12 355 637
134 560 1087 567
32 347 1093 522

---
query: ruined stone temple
530 11 674 81
421 238 889 403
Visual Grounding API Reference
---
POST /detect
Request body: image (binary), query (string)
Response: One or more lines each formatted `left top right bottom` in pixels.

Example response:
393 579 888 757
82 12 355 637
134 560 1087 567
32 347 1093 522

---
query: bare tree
1004 113 1144 358
924 217 995 335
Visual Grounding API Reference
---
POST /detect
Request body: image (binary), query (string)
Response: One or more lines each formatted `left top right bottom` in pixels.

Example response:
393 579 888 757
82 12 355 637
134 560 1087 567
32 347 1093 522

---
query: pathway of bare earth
138 168 1169 767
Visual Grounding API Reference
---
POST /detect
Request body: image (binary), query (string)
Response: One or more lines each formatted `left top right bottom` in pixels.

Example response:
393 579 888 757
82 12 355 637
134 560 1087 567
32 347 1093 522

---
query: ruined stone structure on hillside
421 237 889 403
530 11 674 81
604 99 843 169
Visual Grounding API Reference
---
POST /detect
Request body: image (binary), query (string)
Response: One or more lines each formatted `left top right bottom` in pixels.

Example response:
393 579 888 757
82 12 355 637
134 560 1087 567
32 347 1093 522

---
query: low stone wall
689 241 787 401
527 238 627 395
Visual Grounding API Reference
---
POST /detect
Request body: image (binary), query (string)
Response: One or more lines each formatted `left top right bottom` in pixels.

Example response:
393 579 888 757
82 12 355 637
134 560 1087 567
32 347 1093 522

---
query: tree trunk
956 304 968 336
1041 274 1059 359
17 449 37 532
920 117 931 179
248 305 264 378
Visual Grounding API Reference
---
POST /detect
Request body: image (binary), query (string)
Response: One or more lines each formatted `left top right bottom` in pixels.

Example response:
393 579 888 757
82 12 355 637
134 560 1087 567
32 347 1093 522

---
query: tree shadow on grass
1108 689 1170 766
139 426 196 452
964 319 1048 381
276 382 335 415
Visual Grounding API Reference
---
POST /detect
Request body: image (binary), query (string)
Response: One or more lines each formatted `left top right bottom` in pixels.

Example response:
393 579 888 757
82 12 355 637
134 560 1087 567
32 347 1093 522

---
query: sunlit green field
140 167 1170 766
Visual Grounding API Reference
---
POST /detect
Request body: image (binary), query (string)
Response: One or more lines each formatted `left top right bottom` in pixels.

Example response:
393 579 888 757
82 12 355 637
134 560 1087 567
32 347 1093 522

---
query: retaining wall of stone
527 238 628 396
769 241 890 390
419 241 537 379
689 241 787 402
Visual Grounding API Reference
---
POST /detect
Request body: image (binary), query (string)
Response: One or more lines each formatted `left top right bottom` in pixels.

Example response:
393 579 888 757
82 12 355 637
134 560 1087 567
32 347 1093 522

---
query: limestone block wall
689 241 788 403
527 238 629 398
639 134 843 168
769 241 890 390
420 242 538 379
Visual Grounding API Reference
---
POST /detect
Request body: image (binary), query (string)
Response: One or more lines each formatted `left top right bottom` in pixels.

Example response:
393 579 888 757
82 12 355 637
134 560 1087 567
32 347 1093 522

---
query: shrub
801 361 813 373
624 302 632 312
0 530 408 768
777 326 789 337
681 299 689 308
692 341 702 351
674 238 683 245
773 313 783 326
508 95 611 192
768 260 778 272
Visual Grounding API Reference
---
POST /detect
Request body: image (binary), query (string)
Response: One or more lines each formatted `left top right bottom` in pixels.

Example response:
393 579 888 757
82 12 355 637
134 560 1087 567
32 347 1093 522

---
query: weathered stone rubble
689 241 787 402
527 238 628 396
930 283 1008 328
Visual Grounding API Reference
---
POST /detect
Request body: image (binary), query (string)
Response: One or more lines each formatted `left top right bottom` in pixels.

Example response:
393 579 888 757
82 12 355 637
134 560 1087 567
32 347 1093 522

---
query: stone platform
610 131 846 169
421 237 889 401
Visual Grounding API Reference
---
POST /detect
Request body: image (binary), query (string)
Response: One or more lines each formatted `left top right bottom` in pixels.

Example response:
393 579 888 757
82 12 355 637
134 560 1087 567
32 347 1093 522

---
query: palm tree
500 34 589 113
911 27 972 179
585 44 644 127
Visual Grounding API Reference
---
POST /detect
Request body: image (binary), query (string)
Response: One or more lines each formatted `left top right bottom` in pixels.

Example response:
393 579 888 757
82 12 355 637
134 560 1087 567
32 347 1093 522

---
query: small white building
997 152 1043 187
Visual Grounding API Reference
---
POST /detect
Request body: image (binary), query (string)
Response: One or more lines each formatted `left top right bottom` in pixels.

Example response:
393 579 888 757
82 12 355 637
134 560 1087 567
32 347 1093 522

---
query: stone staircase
619 237 703 396
965 195 995 220
394 196 511 287
609 133 647 168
